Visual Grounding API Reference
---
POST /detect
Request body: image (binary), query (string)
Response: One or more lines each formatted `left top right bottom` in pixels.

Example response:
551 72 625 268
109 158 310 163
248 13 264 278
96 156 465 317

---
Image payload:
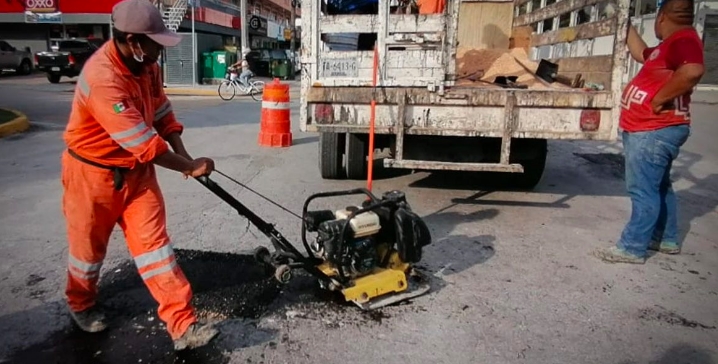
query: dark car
245 49 289 77
35 38 105 83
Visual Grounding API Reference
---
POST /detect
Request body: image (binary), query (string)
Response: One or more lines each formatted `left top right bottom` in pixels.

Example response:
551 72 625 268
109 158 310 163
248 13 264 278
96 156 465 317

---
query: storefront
0 0 114 53
0 0 241 63
248 14 282 49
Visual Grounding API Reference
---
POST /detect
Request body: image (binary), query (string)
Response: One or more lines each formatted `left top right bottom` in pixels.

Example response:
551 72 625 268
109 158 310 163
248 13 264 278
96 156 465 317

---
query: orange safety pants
61 150 196 340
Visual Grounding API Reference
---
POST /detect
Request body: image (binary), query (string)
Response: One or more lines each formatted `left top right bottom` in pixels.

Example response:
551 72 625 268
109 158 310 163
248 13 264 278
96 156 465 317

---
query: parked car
0 40 33 75
35 38 105 83
245 49 290 77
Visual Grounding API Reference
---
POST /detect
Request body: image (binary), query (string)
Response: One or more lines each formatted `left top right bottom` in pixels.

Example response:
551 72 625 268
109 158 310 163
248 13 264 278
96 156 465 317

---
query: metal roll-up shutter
702 15 718 85
164 32 194 85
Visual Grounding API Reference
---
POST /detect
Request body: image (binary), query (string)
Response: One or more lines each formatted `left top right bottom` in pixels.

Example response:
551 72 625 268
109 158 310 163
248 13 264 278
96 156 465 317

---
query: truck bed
299 0 630 180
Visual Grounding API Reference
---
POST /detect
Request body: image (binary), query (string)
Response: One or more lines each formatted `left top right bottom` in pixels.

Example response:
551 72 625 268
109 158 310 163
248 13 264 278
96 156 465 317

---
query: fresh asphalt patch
4 249 402 364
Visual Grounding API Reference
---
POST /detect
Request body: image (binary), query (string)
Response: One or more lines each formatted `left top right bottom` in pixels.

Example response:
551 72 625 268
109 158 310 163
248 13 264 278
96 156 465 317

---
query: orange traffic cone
258 78 292 147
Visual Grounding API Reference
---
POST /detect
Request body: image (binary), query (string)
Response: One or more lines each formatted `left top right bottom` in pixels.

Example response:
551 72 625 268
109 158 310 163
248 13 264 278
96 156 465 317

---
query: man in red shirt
594 0 704 264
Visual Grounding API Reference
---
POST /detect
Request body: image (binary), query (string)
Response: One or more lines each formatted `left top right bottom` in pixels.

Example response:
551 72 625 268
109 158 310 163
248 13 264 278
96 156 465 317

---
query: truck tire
509 139 547 190
47 74 61 84
17 59 32 75
345 133 368 180
319 132 346 179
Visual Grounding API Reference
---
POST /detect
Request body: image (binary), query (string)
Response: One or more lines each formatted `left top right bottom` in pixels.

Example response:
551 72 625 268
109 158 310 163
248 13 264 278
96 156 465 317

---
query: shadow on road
403 139 717 248
2 250 287 364
618 343 716 364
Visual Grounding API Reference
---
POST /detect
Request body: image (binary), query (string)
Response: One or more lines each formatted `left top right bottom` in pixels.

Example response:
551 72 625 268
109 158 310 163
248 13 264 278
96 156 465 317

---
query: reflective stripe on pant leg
62 151 120 312
68 254 103 280
120 169 196 340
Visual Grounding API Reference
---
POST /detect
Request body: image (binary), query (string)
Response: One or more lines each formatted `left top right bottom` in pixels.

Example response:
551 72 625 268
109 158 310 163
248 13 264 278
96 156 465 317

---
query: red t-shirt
619 28 704 132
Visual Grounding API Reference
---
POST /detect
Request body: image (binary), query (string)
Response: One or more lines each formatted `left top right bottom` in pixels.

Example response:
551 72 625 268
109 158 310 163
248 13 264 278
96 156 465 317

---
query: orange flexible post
367 45 378 191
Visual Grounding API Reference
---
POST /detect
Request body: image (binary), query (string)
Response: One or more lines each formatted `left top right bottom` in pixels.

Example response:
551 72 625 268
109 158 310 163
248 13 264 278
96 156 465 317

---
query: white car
0 40 33 75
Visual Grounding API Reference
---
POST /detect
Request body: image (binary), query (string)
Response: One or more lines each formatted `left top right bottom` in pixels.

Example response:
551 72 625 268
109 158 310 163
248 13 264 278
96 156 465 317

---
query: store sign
24 0 61 23
248 15 267 36
25 0 58 13
25 11 62 23
283 28 292 41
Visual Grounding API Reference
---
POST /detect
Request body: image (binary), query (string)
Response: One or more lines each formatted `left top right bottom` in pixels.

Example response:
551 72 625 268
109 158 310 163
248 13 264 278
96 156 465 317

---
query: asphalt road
0 73 717 364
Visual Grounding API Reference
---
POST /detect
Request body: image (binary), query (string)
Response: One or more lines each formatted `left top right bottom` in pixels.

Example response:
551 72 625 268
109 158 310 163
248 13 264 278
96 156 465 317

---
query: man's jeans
618 124 690 257
239 70 252 88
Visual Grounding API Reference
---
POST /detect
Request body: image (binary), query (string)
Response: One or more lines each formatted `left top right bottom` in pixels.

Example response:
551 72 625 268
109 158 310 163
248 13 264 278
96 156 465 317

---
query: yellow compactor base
317 251 431 310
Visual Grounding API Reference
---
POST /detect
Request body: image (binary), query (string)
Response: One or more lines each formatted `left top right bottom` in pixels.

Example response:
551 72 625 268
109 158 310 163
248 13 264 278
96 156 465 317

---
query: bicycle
218 68 265 101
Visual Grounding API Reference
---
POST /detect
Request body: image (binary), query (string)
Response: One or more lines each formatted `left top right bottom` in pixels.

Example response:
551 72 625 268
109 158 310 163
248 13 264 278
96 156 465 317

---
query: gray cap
112 0 182 47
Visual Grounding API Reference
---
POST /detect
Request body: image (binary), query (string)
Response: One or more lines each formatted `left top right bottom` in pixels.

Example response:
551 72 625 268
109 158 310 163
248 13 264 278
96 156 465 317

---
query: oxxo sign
25 0 58 13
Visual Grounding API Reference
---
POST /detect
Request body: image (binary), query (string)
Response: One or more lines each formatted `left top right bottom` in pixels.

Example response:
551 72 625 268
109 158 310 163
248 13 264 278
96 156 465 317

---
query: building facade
0 0 298 83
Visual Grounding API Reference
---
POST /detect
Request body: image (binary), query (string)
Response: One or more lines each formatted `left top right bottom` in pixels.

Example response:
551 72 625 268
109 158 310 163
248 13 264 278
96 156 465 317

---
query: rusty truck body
299 0 630 189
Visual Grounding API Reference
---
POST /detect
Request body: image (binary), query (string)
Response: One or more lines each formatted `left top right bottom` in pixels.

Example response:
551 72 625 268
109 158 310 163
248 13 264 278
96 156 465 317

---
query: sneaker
173 323 219 351
68 305 108 333
593 246 646 264
648 240 681 254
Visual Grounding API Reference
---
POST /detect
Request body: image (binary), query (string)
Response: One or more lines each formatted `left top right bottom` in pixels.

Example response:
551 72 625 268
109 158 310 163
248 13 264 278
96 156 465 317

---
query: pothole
6 249 284 364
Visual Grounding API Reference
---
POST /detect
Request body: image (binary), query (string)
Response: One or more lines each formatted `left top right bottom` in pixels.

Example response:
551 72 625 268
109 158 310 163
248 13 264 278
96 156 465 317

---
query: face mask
131 42 145 63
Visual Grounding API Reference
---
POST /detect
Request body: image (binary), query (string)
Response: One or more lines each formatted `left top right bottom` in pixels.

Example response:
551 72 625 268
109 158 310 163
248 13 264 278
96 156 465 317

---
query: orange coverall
62 41 195 340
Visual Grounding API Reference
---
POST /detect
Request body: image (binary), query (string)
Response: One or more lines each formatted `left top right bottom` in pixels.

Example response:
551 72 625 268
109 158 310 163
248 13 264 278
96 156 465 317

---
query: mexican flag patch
112 101 128 114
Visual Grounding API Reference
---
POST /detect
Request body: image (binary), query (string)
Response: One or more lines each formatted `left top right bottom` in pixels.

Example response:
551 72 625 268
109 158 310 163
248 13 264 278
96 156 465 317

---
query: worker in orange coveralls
61 0 218 351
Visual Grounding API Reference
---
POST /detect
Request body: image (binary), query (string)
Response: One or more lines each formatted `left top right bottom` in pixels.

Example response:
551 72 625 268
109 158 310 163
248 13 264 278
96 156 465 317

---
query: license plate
319 58 358 78
51 67 60 71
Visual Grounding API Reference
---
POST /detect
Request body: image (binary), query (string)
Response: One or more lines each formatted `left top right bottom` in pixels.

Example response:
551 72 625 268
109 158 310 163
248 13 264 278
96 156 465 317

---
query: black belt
67 149 129 191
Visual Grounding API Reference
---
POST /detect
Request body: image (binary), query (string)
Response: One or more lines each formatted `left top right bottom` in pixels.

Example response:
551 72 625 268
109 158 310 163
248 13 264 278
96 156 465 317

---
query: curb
0 109 30 138
164 88 218 96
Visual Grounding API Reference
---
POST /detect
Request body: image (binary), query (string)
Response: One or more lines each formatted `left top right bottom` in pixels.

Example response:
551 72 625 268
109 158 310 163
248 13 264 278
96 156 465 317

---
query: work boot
67 305 108 333
648 240 681 255
593 246 646 264
173 323 219 351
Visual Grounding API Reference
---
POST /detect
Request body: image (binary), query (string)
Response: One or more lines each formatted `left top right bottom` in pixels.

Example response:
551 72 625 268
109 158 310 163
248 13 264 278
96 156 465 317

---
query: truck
35 38 104 84
299 0 630 189
0 40 33 75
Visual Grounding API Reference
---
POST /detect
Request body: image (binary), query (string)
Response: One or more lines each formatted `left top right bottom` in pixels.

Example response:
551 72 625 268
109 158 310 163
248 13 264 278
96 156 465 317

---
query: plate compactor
196 175 432 310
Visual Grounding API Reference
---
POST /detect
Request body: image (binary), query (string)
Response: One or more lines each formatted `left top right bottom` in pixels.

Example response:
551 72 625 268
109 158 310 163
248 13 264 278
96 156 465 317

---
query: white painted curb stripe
262 101 290 110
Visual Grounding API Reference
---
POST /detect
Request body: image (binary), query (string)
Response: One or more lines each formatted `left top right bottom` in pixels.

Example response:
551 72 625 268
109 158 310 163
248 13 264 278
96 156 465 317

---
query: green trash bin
202 52 214 80
210 50 230 79
271 59 290 79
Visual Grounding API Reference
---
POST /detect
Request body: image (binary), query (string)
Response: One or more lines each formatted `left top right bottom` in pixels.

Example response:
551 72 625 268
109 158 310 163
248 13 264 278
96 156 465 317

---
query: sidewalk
0 108 30 138
164 78 300 97
692 89 718 105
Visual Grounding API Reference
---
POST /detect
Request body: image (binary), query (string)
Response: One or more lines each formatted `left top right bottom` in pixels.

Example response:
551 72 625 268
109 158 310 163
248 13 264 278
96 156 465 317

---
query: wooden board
549 55 614 87
510 26 533 51
457 2 514 49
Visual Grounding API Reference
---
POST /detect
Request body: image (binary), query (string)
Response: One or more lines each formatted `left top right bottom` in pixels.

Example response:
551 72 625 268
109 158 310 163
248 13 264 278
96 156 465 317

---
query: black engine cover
394 207 431 263
305 210 337 232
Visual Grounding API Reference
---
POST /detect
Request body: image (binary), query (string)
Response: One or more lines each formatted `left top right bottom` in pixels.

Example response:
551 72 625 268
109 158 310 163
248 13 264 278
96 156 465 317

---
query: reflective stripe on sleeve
76 73 91 96
154 101 172 121
109 122 157 149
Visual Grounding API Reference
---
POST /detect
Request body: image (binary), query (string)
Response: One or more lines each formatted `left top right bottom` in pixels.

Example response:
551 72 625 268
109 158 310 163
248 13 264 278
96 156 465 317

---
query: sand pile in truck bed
455 47 570 90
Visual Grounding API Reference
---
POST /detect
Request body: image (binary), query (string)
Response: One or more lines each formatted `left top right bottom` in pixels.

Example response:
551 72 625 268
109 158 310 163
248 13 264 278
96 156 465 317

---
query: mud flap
352 269 431 310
